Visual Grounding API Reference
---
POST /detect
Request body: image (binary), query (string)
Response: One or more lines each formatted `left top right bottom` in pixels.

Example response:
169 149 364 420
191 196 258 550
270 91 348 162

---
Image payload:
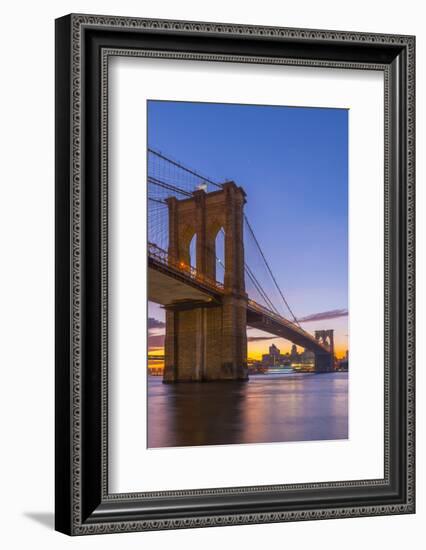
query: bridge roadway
148 243 329 356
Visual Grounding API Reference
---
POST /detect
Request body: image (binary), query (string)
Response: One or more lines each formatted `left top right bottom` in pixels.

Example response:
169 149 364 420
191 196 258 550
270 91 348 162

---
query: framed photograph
55 14 415 535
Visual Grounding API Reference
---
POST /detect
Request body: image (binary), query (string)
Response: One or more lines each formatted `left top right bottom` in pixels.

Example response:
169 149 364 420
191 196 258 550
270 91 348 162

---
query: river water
147 372 348 448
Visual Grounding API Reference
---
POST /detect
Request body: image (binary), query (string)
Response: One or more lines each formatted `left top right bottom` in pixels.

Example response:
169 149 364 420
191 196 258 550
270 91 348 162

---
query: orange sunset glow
148 322 348 363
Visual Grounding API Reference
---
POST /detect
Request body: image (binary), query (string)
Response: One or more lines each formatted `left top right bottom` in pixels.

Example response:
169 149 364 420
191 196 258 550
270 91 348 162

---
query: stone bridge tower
314 329 335 372
163 182 248 382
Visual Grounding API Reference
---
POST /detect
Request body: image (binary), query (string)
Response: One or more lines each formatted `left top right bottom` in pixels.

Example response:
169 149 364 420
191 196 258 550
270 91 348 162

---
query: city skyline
147 302 348 361
147 100 348 360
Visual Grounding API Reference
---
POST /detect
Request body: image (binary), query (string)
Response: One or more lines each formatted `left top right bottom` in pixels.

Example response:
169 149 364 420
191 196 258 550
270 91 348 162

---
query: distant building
261 344 289 367
300 348 315 364
260 344 318 370
337 350 349 371
289 344 314 366
290 344 298 362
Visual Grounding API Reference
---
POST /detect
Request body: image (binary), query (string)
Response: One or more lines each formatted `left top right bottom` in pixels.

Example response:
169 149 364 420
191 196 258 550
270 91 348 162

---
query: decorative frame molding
55 14 415 535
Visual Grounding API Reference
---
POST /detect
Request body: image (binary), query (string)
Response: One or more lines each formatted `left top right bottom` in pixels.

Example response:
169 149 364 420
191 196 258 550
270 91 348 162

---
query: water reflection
147 372 348 448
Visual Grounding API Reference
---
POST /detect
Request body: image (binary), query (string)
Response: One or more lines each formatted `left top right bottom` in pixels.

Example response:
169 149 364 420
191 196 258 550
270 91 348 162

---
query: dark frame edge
55 14 72 536
55 13 416 536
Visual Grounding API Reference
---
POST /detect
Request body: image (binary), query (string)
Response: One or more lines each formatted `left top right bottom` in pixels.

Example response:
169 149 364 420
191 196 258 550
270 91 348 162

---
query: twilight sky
147 100 348 358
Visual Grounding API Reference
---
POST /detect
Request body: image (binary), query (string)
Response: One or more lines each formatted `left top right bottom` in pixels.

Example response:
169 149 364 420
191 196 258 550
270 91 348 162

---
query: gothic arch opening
215 228 225 284
189 233 197 269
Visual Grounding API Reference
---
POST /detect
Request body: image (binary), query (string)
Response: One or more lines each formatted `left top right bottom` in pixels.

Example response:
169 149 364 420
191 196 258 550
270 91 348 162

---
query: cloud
297 309 348 323
148 334 165 348
148 317 165 329
247 335 280 342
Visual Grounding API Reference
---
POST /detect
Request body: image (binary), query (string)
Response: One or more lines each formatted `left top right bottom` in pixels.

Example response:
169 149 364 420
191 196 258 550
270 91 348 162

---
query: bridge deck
246 302 329 354
148 243 329 355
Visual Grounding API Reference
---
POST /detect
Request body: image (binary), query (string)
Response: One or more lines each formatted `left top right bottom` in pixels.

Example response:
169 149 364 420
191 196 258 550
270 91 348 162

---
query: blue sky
147 100 348 356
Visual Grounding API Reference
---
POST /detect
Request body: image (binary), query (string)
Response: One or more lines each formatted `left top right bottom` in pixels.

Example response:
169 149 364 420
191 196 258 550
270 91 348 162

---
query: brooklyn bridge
148 149 335 382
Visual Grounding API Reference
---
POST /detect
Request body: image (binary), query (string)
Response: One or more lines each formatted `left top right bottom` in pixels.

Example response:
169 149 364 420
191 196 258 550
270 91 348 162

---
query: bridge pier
314 329 335 372
163 181 248 382
163 297 248 382
314 352 334 373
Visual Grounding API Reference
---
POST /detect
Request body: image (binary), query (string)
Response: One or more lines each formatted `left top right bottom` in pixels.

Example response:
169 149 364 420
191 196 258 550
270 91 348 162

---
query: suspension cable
148 176 192 197
148 148 221 188
244 263 280 314
244 216 301 327
216 228 279 314
148 148 300 325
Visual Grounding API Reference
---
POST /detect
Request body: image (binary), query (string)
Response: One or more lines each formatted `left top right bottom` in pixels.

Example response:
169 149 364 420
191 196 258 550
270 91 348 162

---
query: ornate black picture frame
55 13 415 535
